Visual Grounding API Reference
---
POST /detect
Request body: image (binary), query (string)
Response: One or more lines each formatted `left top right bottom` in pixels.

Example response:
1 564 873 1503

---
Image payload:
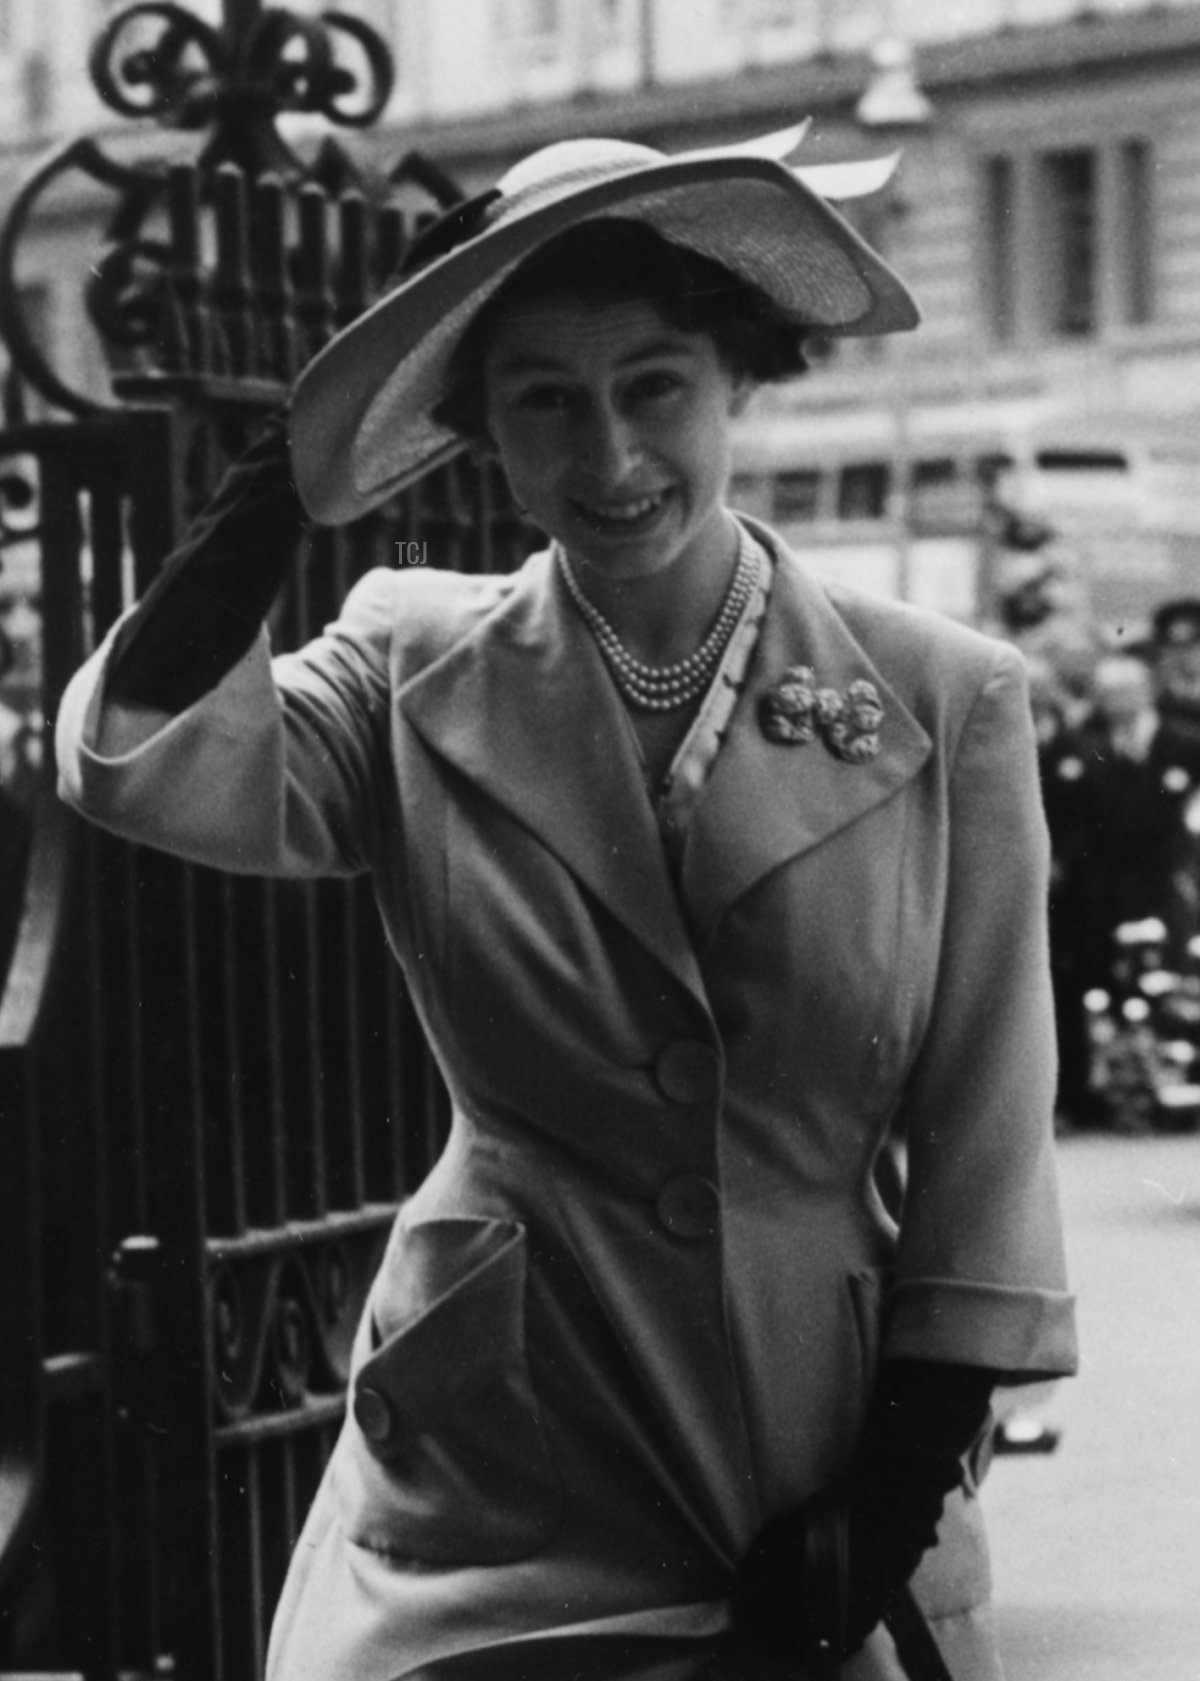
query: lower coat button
655 1173 720 1240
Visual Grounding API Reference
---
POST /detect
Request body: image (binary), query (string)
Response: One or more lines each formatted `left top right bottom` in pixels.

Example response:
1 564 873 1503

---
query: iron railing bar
220 876 249 1236
0 415 127 455
113 374 287 409
334 189 368 331
0 1034 44 1602
244 1448 267 1680
382 953 408 1193
164 159 210 377
214 1394 345 1446
212 166 256 379
261 883 289 1230
40 1351 106 1401
302 883 328 1220
334 542 367 1212
294 182 335 361
38 451 87 730
281 1435 299 1553
154 862 223 1681
78 472 124 644
205 1205 396 1261
121 844 151 1227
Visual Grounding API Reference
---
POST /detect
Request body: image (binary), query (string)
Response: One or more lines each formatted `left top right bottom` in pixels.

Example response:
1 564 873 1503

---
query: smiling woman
432 219 811 774
55 127 1077 1681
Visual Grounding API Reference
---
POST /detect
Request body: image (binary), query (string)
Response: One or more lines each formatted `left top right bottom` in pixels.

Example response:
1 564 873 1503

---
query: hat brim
291 152 919 525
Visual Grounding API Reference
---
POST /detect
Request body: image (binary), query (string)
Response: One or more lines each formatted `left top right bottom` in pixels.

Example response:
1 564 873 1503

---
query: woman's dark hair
433 218 809 443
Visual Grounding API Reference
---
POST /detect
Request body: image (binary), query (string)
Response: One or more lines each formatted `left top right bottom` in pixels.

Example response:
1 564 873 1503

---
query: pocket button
655 1173 720 1240
354 1384 395 1446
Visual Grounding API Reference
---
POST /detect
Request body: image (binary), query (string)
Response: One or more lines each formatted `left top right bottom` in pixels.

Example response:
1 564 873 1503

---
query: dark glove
730 1359 995 1663
106 408 308 714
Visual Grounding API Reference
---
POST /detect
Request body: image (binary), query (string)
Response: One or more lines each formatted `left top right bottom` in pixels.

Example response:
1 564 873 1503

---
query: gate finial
0 0 407 415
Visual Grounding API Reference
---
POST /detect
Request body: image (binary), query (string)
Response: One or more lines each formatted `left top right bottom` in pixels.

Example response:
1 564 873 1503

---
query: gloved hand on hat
105 407 307 715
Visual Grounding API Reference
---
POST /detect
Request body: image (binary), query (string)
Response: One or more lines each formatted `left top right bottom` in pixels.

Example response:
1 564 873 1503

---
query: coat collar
679 516 933 946
397 548 709 1006
397 526 931 997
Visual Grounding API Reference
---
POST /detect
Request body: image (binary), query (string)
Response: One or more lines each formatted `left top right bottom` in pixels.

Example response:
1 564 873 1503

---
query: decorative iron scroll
206 1219 387 1425
89 3 394 171
0 0 458 419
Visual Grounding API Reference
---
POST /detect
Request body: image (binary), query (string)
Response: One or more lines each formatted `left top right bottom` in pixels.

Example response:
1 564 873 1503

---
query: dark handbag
801 1497 955 1681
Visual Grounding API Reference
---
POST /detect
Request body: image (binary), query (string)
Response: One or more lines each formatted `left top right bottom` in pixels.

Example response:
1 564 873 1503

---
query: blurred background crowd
992 543 1200 1135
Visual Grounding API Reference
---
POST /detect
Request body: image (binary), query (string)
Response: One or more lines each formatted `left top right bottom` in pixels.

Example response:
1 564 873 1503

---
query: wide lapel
681 525 933 947
398 552 708 1009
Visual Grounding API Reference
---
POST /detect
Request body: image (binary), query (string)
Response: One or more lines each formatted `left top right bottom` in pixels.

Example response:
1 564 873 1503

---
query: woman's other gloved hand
106 408 308 714
730 1359 995 1662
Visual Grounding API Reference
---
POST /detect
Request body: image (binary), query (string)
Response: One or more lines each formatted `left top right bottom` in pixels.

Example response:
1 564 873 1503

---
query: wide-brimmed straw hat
290 123 920 525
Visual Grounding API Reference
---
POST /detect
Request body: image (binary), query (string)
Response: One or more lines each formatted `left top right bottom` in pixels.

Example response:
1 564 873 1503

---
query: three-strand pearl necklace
556 534 758 713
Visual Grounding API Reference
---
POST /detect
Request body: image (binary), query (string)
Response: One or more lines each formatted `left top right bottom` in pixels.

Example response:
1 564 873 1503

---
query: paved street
984 1132 1200 1681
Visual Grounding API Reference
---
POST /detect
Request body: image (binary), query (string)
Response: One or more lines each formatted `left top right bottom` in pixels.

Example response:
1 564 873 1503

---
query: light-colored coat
57 525 1077 1681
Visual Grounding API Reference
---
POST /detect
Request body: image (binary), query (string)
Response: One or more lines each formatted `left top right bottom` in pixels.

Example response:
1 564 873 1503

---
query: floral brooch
758 666 884 764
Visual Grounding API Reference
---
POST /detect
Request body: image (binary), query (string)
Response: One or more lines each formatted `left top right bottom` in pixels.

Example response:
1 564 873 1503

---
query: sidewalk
984 1133 1200 1681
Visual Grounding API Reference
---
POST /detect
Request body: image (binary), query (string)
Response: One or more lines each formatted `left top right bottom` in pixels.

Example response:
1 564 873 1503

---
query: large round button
353 1384 394 1445
655 1040 720 1106
655 1173 720 1241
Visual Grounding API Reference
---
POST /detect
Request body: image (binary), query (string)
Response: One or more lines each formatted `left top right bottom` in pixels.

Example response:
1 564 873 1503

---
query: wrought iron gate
0 11 534 1676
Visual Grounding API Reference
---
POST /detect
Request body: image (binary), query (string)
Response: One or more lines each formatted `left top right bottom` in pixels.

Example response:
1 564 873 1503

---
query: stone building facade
3 0 1200 587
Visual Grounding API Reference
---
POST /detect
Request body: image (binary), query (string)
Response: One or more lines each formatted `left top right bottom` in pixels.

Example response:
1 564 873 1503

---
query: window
595 0 623 43
983 155 1016 344
745 0 814 25
1118 138 1154 326
736 0 829 61
496 0 566 64
772 469 822 523
1041 147 1097 337
980 136 1156 343
837 463 889 522
1034 449 1128 474
975 451 1015 490
728 472 772 521
527 0 563 39
910 459 984 533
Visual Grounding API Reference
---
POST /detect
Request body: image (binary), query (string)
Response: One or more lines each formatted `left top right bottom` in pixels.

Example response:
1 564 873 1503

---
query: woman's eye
515 384 575 413
628 371 684 403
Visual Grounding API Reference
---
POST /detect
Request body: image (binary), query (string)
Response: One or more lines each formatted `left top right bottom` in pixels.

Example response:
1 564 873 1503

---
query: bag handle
801 1498 955 1681
884 1586 957 1681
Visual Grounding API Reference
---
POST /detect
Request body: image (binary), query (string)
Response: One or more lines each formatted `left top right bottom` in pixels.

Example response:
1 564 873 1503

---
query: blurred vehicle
730 398 1200 634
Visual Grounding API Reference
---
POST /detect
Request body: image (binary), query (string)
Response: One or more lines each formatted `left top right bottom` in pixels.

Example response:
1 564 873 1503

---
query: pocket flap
356 1217 527 1433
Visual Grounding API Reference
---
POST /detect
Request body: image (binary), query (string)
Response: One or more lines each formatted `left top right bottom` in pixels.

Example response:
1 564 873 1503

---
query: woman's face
481 296 751 583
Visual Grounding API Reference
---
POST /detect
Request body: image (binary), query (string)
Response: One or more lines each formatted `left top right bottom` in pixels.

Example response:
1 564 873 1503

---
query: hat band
401 188 503 277
401 154 673 279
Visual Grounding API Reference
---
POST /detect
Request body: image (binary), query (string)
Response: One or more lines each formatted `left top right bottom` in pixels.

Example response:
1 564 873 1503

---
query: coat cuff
55 627 287 873
883 1277 1079 1381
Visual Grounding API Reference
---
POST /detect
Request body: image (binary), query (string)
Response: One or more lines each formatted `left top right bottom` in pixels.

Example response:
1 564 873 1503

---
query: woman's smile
570 486 672 538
